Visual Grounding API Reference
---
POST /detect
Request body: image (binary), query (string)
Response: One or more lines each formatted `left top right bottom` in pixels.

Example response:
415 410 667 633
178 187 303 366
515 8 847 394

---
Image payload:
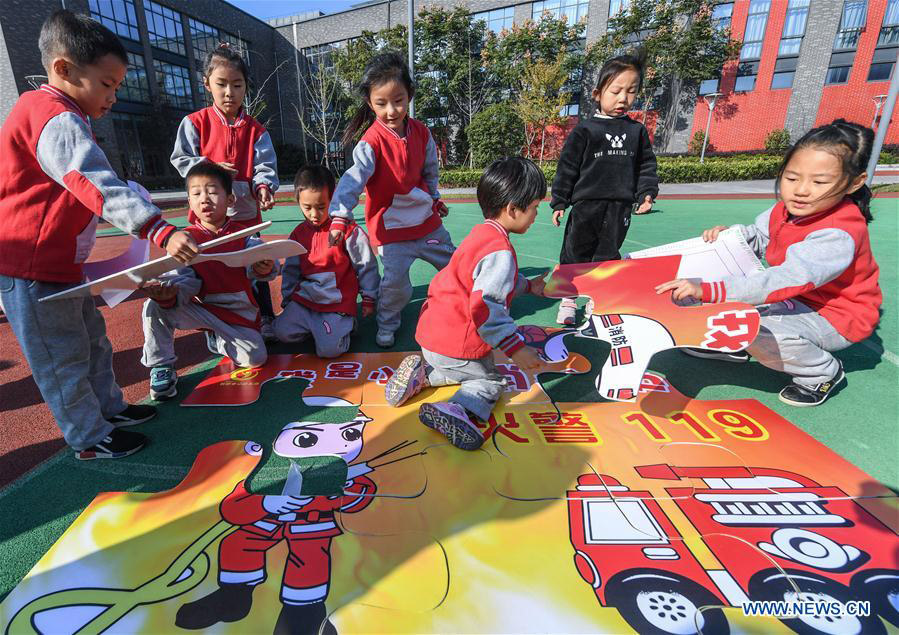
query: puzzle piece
545 257 760 401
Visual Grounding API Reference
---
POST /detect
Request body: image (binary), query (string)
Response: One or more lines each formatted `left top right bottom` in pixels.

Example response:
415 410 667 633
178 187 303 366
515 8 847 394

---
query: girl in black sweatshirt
551 54 659 325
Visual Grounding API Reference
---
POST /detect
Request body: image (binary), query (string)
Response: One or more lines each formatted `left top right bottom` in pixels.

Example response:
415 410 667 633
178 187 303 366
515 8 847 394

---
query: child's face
187 174 234 228
593 69 640 117
51 53 126 119
780 147 865 217
273 419 367 463
297 187 331 226
204 64 247 118
367 79 410 133
505 198 541 234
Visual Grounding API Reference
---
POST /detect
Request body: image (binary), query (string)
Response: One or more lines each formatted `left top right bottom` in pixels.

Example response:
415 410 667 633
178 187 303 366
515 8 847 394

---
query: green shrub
466 103 525 168
879 150 899 164
764 129 792 154
687 130 713 156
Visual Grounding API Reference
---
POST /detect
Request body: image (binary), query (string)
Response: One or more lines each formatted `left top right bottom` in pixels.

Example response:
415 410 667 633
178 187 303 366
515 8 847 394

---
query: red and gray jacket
156 220 278 329
702 199 881 342
416 220 530 359
329 117 443 247
281 218 380 316
171 105 279 224
0 85 176 283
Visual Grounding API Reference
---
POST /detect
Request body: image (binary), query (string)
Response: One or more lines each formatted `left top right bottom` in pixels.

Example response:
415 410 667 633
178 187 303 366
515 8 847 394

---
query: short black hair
594 52 645 94
185 162 233 195
203 44 250 84
477 157 547 219
39 10 128 71
293 164 336 197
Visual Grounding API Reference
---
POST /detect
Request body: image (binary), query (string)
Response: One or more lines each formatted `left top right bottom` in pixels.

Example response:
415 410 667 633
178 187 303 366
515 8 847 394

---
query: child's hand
262 494 313 515
432 199 449 217
510 345 544 372
328 228 346 246
551 209 566 227
252 259 274 276
217 161 238 176
528 271 548 297
165 230 199 263
655 279 703 302
142 280 178 302
361 297 375 318
257 185 274 211
635 195 653 215
703 225 729 242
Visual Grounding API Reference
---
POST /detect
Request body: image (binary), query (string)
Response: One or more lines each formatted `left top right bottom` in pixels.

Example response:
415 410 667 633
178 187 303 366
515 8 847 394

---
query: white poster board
628 227 764 281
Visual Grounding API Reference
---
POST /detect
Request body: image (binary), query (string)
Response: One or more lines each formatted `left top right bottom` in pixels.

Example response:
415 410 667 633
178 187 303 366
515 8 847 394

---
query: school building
0 0 895 185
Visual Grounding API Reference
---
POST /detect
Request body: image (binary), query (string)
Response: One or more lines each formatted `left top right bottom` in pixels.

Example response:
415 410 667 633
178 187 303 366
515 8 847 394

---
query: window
770 71 794 89
303 41 346 74
533 0 589 24
110 112 168 178
472 7 514 34
189 17 219 67
734 74 756 91
868 62 894 81
779 0 809 56
712 3 734 31
119 52 150 102
834 1 867 50
699 78 720 94
153 60 193 109
144 1 185 56
740 0 771 61
878 0 899 45
608 0 629 17
825 66 851 84
88 0 139 41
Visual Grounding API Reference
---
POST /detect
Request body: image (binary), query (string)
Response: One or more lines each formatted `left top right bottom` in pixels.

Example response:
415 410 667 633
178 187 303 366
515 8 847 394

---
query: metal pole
866 50 899 186
293 22 308 161
700 93 719 164
407 0 414 119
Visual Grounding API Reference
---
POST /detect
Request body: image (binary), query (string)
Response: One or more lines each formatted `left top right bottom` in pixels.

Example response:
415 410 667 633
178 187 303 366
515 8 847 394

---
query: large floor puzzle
2 364 897 635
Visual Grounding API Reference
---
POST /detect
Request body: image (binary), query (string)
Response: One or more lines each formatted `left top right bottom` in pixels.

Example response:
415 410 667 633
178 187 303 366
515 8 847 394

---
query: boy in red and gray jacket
385 158 548 450
0 11 197 460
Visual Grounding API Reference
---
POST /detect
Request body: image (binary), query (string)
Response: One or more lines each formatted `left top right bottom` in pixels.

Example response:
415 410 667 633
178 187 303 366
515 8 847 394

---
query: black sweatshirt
550 114 659 210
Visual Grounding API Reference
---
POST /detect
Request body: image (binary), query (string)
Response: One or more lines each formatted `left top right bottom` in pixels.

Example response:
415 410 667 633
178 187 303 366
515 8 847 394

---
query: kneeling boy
142 163 277 399
386 157 548 450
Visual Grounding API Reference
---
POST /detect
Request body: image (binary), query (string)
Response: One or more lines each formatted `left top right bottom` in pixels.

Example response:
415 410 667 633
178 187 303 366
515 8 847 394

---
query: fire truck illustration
567 465 899 635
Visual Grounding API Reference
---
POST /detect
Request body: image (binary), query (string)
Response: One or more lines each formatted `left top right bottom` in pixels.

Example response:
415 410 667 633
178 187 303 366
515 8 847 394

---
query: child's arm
421 131 448 217
37 111 192 258
657 229 856 306
144 267 202 308
634 126 659 213
344 225 380 317
550 125 587 226
280 255 301 308
252 131 279 211
170 116 206 177
245 235 280 281
329 141 377 243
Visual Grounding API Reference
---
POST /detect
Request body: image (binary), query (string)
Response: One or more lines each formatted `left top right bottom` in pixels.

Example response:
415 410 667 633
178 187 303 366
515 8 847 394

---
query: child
170 44 280 340
141 163 277 400
551 53 658 325
0 10 197 460
656 120 881 407
274 165 380 357
385 157 548 450
328 51 454 348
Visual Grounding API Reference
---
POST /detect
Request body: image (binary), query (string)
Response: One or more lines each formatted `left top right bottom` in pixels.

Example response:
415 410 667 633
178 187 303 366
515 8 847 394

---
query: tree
466 103 525 168
587 0 740 150
514 55 570 164
294 54 349 170
244 59 289 129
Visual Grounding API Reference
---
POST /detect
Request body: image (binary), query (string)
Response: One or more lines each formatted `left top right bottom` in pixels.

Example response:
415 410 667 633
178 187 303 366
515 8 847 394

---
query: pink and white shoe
418 402 484 450
385 354 430 406
556 298 577 325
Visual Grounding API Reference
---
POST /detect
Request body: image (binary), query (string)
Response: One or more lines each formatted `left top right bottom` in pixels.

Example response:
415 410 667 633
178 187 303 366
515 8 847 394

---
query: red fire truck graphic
567 465 899 634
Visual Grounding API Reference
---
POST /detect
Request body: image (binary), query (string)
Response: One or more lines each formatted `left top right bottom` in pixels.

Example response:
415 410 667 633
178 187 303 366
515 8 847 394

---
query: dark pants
559 199 632 264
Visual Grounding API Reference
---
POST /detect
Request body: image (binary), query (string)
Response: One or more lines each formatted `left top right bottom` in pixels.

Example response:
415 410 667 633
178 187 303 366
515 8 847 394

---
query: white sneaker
376 329 395 348
585 298 595 316
260 316 277 343
556 298 577 325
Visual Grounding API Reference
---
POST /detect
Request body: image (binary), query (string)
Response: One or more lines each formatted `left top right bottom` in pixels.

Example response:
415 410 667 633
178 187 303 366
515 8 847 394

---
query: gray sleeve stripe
170 117 205 177
330 141 376 220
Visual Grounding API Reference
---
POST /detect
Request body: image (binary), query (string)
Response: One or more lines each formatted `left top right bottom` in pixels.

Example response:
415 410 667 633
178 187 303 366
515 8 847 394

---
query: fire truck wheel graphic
605 570 730 635
850 569 899 628
749 568 886 635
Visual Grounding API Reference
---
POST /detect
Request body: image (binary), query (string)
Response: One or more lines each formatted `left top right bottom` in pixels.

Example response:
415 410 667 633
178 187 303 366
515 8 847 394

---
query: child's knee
315 336 350 359
244 348 268 368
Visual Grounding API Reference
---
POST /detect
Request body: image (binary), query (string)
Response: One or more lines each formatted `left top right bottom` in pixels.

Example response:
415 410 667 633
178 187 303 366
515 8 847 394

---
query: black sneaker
75 429 147 460
779 365 846 407
682 347 750 363
107 403 157 427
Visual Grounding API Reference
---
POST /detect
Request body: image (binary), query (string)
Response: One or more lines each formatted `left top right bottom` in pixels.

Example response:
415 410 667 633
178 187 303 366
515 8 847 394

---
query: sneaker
107 403 157 427
556 298 577 325
779 364 845 407
150 366 178 401
418 402 484 450
75 428 147 460
585 298 595 317
376 329 395 348
682 347 750 363
260 315 277 343
385 354 429 406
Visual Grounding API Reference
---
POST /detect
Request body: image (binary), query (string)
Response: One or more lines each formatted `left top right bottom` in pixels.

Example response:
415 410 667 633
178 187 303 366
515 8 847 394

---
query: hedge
439 155 781 188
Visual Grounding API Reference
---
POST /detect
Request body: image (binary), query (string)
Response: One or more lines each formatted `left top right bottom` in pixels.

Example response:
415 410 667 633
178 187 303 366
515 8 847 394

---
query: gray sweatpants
748 299 852 386
377 225 455 334
273 302 355 358
421 347 507 421
141 299 267 368
0 275 125 450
